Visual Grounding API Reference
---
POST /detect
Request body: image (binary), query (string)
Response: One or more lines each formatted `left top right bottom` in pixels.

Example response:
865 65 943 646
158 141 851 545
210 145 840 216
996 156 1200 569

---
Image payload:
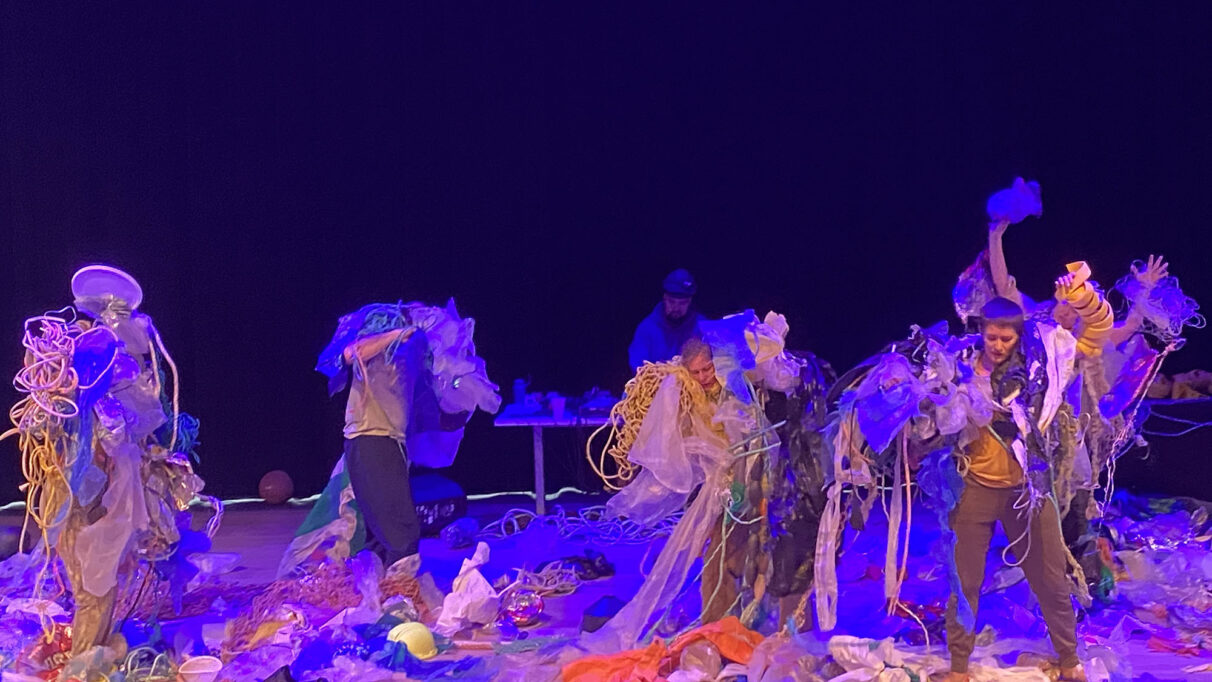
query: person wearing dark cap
627 268 705 370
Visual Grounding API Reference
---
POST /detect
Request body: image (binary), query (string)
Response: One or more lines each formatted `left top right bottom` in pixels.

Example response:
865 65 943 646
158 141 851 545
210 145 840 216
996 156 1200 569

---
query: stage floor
3 492 1212 680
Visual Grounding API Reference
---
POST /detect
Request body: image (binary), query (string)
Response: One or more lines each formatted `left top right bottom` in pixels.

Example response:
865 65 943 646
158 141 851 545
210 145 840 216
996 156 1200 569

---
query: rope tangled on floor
478 505 682 545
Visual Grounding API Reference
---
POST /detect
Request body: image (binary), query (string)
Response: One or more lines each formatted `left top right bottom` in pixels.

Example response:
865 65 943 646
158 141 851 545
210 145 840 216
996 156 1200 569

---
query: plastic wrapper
744 633 824 682
826 636 946 681
500 590 544 627
698 310 798 401
440 517 480 549
676 639 721 678
1100 335 1159 418
435 542 500 635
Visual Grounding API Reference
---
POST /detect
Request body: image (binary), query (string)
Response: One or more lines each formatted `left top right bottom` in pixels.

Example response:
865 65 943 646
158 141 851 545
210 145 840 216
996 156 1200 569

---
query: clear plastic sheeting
588 462 731 651
606 375 699 525
74 442 149 597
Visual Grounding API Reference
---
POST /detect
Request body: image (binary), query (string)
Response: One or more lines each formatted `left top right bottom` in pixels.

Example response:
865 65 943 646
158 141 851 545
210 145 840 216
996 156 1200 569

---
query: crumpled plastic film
74 441 149 597
278 458 362 578
435 542 500 636
1114 268 1205 343
986 177 1043 225
853 353 924 454
826 635 946 681
1099 335 1159 419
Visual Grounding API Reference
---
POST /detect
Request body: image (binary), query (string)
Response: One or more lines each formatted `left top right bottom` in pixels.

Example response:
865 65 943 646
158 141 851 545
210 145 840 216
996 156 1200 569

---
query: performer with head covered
3 266 212 668
279 300 501 575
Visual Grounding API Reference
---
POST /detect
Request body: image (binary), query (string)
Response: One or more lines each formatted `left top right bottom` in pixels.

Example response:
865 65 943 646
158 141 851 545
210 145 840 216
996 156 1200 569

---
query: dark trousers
945 482 1079 673
344 435 420 566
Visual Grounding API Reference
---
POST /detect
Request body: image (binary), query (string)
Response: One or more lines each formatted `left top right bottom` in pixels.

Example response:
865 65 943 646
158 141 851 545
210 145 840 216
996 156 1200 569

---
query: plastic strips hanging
986 177 1043 225
917 449 974 631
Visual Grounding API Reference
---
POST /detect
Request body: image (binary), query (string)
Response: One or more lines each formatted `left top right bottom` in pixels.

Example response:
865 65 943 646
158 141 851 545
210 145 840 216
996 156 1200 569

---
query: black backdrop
3 4 1210 501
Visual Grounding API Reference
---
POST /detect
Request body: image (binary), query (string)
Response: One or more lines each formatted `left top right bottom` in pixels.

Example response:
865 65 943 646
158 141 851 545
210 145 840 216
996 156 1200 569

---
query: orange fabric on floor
561 617 765 681
561 640 668 682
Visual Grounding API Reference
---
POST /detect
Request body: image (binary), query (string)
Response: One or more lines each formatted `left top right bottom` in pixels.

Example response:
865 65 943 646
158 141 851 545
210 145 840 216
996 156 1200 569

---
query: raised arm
1108 255 1169 346
342 327 413 364
988 219 1024 307
1055 264 1114 357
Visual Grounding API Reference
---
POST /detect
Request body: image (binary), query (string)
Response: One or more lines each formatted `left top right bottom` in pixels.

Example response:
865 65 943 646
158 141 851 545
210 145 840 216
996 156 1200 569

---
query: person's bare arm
987 219 1023 306
1109 255 1169 346
342 328 412 364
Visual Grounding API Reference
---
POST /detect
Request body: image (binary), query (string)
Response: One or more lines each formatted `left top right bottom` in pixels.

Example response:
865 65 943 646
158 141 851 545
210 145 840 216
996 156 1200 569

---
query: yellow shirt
965 427 1023 488
966 360 1023 488
344 347 409 441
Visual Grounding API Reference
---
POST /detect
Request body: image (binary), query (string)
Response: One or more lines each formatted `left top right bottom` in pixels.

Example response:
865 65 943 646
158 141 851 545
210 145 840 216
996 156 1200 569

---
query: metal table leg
533 425 546 515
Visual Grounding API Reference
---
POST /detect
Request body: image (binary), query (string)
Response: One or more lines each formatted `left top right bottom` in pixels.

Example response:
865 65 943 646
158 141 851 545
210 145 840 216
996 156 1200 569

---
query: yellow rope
585 359 707 490
1 315 89 630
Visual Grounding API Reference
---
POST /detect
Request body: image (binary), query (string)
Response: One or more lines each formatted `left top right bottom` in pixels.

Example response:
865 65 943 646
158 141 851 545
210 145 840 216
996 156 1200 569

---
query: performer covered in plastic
819 180 1202 681
280 300 501 575
2 266 214 661
588 310 832 649
958 179 1204 603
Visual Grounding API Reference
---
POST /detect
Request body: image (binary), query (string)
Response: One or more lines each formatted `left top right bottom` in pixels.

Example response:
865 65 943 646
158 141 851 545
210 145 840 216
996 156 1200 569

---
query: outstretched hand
1054 272 1079 297
1133 254 1170 288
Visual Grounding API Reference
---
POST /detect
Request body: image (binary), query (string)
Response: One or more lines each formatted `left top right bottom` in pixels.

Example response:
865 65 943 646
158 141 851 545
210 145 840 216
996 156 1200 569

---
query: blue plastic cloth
917 448 974 631
986 177 1043 224
698 311 761 403
852 353 924 454
316 303 410 394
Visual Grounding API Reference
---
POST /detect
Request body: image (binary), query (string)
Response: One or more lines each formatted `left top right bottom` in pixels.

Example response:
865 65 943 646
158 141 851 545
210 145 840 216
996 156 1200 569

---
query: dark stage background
3 5 1210 502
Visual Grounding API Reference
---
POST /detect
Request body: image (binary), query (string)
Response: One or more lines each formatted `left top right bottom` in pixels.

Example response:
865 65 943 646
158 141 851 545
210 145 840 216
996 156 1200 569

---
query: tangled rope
586 361 707 490
478 505 682 545
2 314 90 544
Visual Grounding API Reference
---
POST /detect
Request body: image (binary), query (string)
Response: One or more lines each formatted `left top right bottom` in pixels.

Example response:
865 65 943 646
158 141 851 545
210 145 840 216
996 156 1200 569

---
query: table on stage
493 414 611 514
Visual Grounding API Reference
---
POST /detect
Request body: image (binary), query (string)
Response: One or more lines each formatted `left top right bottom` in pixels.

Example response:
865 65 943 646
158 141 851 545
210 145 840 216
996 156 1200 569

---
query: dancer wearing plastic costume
2 266 212 658
589 311 828 650
812 298 1087 680
966 184 1200 603
942 298 1084 681
280 300 501 575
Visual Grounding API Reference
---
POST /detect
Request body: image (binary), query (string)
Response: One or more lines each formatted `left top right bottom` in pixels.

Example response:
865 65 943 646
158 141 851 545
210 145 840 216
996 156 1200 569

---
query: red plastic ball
259 470 294 504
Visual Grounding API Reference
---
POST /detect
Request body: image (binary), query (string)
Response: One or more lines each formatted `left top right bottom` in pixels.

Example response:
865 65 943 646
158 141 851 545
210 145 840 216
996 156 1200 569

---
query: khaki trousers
945 482 1079 673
